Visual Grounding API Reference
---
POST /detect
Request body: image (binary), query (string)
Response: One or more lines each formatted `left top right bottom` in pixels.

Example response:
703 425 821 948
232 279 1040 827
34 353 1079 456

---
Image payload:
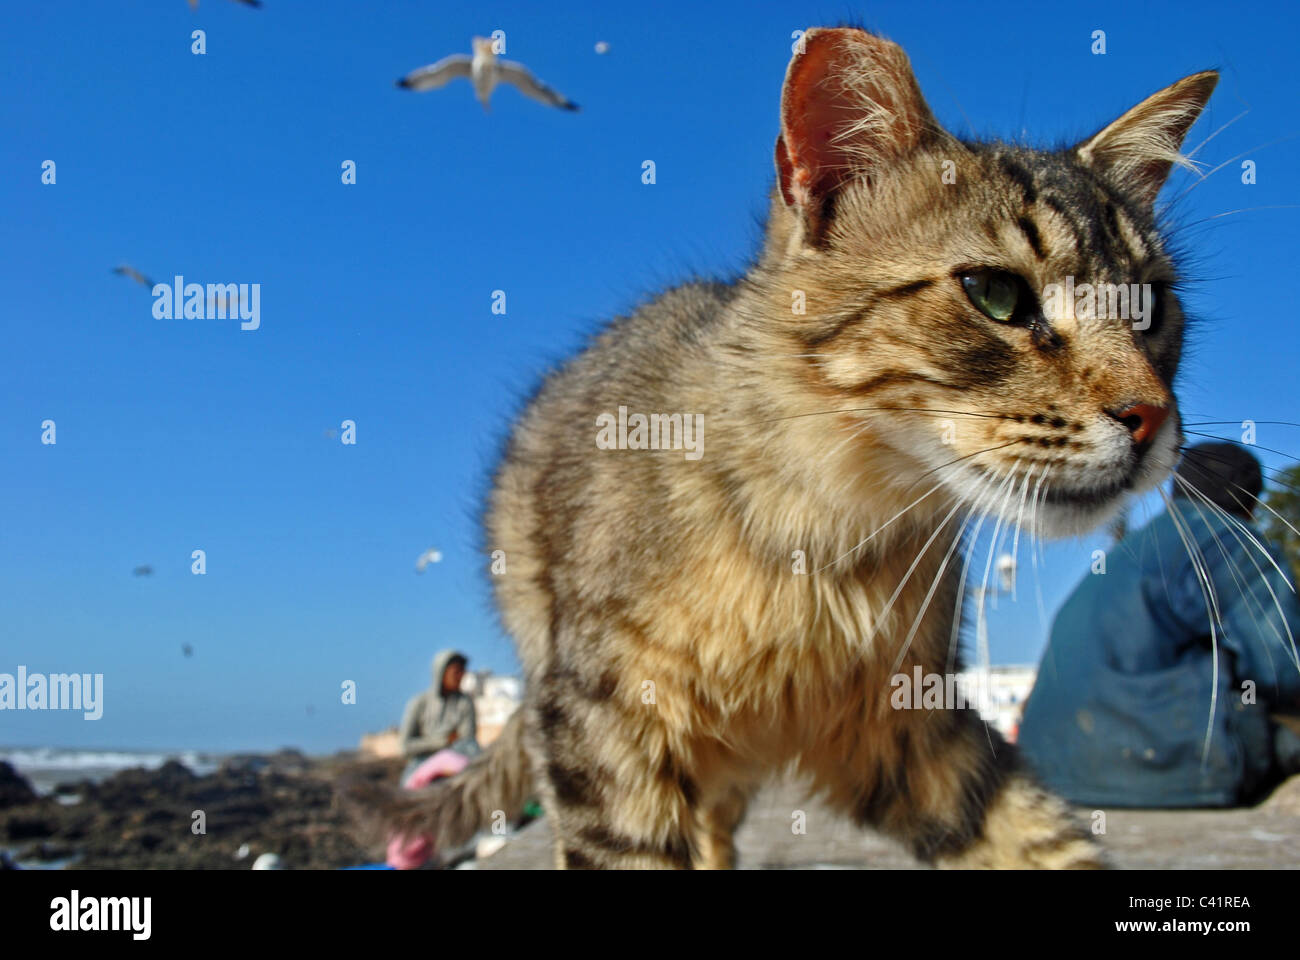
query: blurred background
2 0 1298 761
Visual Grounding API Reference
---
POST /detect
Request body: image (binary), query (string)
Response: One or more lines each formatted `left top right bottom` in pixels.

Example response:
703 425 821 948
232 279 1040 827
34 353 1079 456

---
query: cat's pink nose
1112 403 1169 447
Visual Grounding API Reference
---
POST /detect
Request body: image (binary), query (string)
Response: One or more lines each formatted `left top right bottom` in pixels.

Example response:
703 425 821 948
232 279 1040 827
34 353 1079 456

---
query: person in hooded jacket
397 649 480 783
1019 443 1300 807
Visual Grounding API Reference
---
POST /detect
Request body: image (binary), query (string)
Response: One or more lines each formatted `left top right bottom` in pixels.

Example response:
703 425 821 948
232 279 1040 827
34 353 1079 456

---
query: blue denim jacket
1019 504 1300 807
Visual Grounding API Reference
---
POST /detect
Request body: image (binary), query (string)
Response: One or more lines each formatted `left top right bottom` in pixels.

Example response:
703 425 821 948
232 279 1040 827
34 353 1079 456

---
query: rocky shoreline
0 751 401 870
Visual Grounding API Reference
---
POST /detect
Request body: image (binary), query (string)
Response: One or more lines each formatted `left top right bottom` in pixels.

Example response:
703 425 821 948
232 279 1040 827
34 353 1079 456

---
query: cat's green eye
961 270 1020 322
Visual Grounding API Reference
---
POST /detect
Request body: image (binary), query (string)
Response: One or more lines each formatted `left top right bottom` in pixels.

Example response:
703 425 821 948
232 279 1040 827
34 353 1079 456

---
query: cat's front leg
806 702 1106 869
930 764 1107 870
691 784 755 870
525 676 696 870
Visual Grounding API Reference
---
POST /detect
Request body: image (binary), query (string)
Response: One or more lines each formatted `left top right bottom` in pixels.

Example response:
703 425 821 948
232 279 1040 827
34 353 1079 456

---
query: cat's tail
339 709 532 854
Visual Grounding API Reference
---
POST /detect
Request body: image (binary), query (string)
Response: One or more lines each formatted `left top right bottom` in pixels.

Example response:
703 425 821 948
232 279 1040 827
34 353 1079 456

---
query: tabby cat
357 26 1216 868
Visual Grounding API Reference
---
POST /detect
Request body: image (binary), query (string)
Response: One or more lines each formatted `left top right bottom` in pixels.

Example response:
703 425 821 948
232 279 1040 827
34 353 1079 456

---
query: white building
460 671 523 745
955 664 1037 739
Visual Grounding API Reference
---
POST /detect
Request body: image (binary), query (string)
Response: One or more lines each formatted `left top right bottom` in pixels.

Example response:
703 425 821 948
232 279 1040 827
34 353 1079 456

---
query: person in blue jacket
1019 442 1300 807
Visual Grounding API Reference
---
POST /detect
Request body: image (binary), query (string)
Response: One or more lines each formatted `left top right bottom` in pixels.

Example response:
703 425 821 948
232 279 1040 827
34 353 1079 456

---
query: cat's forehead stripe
996 155 1038 206
983 147 1158 276
1113 208 1149 264
1016 216 1046 260
1040 194 1086 258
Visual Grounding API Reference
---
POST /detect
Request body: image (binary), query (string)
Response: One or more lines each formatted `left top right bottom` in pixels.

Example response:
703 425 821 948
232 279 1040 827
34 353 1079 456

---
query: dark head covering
1172 442 1262 519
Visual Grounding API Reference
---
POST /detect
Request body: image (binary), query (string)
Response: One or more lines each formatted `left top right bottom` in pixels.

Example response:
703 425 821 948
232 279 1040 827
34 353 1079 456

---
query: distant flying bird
415 548 442 573
208 290 240 313
133 565 154 577
113 265 155 289
182 643 194 658
594 41 610 55
187 0 262 8
397 36 578 112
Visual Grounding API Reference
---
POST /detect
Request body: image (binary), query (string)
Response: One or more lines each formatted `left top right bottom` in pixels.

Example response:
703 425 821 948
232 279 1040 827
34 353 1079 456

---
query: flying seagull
415 548 442 573
113 265 155 288
208 289 240 313
397 36 578 112
133 564 154 577
187 0 262 8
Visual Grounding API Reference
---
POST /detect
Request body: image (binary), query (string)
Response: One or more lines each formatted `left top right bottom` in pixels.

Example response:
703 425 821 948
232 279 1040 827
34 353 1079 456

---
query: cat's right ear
776 28 940 244
1075 70 1218 205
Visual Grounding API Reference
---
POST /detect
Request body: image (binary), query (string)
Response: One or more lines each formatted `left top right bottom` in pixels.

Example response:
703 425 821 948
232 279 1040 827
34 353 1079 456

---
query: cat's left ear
776 28 944 243
1075 71 1218 205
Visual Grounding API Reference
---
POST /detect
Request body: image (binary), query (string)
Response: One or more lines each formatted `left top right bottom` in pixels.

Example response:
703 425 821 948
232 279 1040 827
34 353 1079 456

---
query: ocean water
1 746 221 796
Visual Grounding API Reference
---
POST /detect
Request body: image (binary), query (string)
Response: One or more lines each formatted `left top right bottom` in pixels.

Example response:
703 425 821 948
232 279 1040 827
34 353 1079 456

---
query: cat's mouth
951 414 1181 538
1039 476 1133 509
983 469 1139 539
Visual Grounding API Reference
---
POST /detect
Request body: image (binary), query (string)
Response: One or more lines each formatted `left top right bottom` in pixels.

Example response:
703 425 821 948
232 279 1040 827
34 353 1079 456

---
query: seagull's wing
496 60 579 111
231 0 263 7
397 54 473 92
114 265 154 288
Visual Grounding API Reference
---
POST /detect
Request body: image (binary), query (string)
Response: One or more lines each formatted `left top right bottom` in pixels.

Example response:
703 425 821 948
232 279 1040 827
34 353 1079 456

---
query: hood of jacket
430 648 469 699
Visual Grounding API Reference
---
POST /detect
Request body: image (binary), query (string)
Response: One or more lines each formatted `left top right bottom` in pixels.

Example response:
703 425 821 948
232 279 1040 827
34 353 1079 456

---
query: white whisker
1159 456 1297 591
1172 474 1300 674
1008 463 1039 603
1184 108 1249 160
893 466 1013 674
814 483 945 574
978 462 1022 626
865 494 971 662
1160 489 1225 767
1030 465 1050 634
946 467 1011 672
1173 133 1300 201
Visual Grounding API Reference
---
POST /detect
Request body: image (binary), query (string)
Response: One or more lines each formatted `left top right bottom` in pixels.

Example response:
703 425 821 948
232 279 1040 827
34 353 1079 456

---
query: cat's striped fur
350 27 1216 868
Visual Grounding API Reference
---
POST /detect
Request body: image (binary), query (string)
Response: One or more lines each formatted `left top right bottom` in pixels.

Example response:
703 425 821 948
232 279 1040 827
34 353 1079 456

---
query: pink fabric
404 749 470 789
385 750 471 869
385 833 433 870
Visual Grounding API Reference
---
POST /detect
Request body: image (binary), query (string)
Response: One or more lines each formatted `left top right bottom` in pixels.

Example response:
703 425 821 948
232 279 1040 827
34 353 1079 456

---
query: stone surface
477 776 1300 870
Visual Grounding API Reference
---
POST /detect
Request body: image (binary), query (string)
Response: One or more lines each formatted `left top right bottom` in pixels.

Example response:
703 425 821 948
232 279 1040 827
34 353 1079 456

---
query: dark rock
0 762 36 809
220 754 270 776
0 750 403 869
15 840 77 862
4 814 58 840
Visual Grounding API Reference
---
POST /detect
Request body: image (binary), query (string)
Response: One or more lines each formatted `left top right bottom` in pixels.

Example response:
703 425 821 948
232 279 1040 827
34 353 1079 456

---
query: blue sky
2 1 1298 753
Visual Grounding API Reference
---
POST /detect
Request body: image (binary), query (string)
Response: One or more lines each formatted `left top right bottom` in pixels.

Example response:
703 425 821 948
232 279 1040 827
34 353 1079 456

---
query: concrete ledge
478 777 1300 869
